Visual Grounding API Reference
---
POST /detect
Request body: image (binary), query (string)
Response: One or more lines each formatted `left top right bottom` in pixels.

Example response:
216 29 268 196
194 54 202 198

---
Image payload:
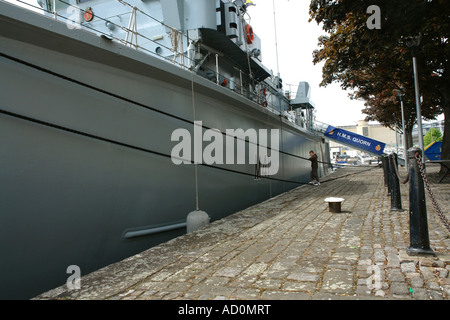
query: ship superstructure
36 0 315 125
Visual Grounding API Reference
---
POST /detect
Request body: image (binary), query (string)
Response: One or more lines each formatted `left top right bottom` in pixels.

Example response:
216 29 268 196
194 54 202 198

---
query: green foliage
308 0 449 130
308 0 449 159
424 128 443 146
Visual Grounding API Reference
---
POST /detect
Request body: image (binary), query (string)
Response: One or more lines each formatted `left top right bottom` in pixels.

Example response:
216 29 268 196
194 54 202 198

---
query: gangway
312 121 386 157
312 121 407 166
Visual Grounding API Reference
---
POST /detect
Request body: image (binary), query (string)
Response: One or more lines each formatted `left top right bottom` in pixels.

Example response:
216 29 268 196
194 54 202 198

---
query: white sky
7 0 371 126
248 0 368 126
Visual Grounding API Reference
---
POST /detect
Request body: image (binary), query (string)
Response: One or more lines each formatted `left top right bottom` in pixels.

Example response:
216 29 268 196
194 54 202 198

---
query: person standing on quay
309 150 320 185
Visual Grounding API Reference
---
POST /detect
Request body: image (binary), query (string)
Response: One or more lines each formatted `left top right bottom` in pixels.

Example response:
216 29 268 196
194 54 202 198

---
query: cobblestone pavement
35 165 450 300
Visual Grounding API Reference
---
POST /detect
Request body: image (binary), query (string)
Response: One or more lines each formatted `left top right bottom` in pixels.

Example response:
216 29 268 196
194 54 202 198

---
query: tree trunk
440 105 450 174
439 81 449 174
404 125 414 153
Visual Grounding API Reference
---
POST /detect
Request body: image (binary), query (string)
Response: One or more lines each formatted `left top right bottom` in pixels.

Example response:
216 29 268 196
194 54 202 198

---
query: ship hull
0 3 329 299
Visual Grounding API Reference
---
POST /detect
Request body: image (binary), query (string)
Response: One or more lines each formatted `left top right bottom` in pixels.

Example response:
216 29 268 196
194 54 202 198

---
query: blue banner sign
324 125 386 155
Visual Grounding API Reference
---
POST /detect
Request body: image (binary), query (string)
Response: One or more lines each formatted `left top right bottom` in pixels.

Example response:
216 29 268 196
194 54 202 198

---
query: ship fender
186 210 210 233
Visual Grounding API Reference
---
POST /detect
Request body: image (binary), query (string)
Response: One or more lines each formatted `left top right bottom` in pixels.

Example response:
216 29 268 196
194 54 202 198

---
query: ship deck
34 165 450 301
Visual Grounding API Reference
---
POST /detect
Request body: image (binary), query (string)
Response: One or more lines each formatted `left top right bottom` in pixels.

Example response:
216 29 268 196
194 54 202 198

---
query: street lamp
405 33 425 159
395 87 408 171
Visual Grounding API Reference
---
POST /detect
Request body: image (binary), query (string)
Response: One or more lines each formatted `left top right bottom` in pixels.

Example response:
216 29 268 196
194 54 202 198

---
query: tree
309 0 449 164
424 128 443 147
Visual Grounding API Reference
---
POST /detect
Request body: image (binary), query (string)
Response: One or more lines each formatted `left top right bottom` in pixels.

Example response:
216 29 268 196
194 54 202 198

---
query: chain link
393 156 409 184
414 152 450 233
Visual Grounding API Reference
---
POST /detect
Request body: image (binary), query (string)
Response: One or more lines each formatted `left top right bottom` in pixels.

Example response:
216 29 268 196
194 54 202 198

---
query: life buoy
221 78 228 87
84 7 94 22
246 24 254 44
260 88 267 107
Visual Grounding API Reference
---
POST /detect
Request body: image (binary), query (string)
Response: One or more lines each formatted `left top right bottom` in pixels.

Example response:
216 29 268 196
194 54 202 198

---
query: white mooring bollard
324 197 345 213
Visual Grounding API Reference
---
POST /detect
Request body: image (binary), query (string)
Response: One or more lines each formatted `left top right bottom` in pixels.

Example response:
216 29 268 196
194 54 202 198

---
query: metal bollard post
406 147 434 256
382 155 389 188
383 155 392 195
389 153 403 211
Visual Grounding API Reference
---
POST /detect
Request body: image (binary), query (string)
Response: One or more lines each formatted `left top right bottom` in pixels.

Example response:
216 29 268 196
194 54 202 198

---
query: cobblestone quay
35 165 450 300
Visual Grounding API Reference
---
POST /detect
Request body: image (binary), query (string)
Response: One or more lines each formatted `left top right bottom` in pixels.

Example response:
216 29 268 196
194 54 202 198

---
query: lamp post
395 121 399 155
405 33 425 160
396 88 408 171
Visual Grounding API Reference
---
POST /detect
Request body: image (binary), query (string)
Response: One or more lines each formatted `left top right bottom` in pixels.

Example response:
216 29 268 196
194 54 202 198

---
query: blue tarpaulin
324 125 386 155
424 141 442 160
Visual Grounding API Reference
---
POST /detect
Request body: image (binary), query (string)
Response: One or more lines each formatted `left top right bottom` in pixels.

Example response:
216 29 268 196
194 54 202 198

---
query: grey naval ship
0 0 330 299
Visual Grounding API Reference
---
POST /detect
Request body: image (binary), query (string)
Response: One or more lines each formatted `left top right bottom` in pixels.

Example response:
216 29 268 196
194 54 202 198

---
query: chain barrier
414 152 450 233
393 156 409 184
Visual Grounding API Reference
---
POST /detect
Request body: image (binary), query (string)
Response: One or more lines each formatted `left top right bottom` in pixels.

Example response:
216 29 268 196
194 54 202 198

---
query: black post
407 147 434 256
382 156 387 186
389 153 403 211
382 155 390 193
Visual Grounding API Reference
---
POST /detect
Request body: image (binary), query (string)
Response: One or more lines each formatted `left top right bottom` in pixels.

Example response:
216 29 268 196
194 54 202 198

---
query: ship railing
284 83 299 102
17 0 197 70
312 121 332 135
11 0 293 120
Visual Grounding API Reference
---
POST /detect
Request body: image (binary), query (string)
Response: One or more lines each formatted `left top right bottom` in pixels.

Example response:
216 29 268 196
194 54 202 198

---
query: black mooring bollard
407 147 434 256
389 153 403 211
383 155 391 195
382 155 389 188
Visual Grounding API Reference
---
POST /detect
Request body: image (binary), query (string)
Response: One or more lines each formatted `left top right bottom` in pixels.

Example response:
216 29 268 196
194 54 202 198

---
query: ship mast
272 0 280 77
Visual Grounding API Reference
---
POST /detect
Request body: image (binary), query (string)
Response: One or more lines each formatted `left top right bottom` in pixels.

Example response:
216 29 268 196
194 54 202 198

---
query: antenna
272 0 280 76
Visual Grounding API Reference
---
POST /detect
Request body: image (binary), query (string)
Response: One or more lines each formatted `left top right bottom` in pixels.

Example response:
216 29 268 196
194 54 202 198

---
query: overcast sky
248 0 368 126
